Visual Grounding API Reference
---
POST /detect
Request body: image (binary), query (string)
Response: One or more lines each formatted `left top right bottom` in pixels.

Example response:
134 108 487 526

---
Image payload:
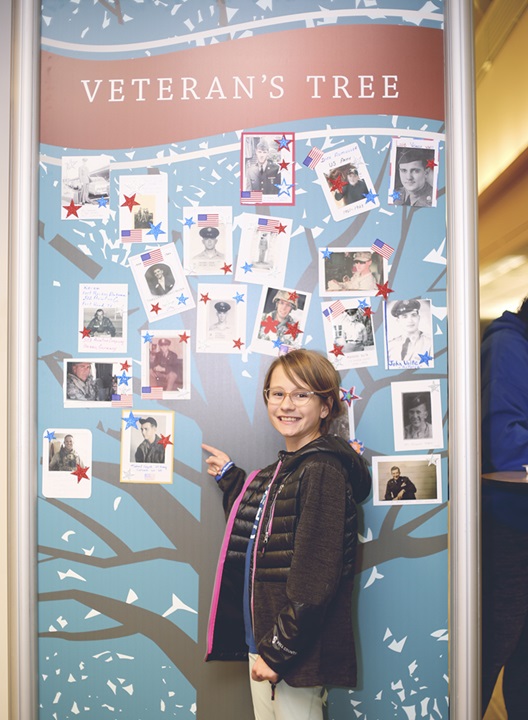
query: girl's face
266 365 329 452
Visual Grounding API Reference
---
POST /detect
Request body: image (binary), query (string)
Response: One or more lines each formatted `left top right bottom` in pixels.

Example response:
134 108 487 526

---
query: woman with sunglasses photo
203 349 371 720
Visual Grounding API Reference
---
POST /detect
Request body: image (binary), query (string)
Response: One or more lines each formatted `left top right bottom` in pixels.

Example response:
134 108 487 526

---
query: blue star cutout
241 262 253 274
418 351 433 366
322 248 333 260
233 292 245 304
147 221 166 241
97 197 109 208
44 430 56 441
123 411 139 430
276 134 292 150
363 189 378 204
390 189 402 201
272 338 283 348
184 217 195 228
177 294 188 305
275 178 294 197
357 299 368 310
116 372 131 386
143 332 154 343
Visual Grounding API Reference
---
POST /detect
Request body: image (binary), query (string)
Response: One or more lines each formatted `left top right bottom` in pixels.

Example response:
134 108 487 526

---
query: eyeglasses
264 387 320 407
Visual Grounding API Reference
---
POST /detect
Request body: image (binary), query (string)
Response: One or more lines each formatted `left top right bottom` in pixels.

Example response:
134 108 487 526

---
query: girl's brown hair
262 349 344 435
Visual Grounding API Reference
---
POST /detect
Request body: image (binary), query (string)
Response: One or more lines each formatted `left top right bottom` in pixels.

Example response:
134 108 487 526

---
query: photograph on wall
64 358 133 408
42 428 92 499
182 206 233 276
141 330 191 400
384 298 434 370
235 213 292 286
322 298 378 370
250 286 310 357
319 247 387 297
240 132 295 206
372 454 442 506
388 137 439 208
61 154 111 221
118 172 168 243
78 283 128 354
120 410 174 484
129 244 195 322
196 283 247 354
391 379 444 451
315 142 379 221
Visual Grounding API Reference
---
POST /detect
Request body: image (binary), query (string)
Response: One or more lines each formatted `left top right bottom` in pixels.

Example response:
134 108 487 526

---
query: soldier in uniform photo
388 299 432 364
135 417 165 464
384 466 417 501
86 308 116 337
192 226 225 272
327 251 378 292
149 338 182 391
393 148 434 207
49 434 84 472
209 301 232 337
403 393 433 439
258 290 299 347
333 164 369 206
245 139 280 195
66 362 98 401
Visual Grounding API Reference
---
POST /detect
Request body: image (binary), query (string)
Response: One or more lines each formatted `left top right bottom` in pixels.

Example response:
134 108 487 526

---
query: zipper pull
271 683 276 701
260 531 269 555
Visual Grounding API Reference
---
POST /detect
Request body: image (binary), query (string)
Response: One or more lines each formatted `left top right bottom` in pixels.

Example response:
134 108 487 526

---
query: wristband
216 461 234 481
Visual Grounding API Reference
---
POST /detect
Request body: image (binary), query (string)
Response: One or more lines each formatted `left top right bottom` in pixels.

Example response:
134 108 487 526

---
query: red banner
41 24 444 149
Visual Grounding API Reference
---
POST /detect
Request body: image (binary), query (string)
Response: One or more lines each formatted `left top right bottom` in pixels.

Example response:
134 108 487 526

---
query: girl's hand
201 443 231 477
251 655 279 684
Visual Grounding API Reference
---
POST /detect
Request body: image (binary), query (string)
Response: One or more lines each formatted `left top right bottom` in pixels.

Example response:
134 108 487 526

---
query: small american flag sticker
141 386 163 400
141 248 164 267
241 190 263 203
302 147 324 169
323 300 346 321
121 229 143 243
371 238 394 260
111 394 133 408
197 213 219 227
258 218 281 233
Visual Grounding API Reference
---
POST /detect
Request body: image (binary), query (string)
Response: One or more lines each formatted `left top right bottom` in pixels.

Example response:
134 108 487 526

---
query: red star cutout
158 434 173 448
71 464 89 483
233 338 244 350
329 175 348 193
285 322 303 340
179 331 190 343
120 361 131 372
362 307 374 317
375 282 394 300
150 303 161 314
426 159 438 170
279 159 289 171
261 315 280 334
288 291 299 304
330 344 344 357
121 193 140 212
277 223 287 234
221 263 232 274
63 200 82 218
200 293 211 304
80 326 91 339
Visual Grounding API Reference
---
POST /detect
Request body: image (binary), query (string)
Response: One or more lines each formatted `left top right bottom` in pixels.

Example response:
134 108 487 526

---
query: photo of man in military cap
149 338 182 391
258 289 301 347
208 301 232 338
385 298 434 369
393 146 435 207
192 226 225 273
326 251 379 292
244 138 280 195
403 392 433 439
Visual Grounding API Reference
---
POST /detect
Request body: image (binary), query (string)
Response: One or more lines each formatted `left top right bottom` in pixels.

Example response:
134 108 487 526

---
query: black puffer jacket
206 434 371 688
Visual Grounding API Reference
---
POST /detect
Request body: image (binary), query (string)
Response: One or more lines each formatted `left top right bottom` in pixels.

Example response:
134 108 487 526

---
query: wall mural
38 1 448 718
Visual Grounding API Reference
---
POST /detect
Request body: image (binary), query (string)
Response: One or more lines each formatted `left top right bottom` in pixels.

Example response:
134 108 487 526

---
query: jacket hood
482 310 526 342
278 434 371 503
